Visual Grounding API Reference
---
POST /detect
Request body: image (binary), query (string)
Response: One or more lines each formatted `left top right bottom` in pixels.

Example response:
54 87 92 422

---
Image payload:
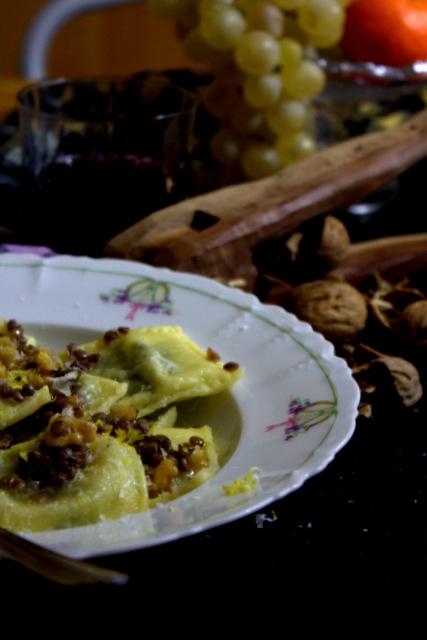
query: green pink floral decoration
100 277 173 321
266 397 337 442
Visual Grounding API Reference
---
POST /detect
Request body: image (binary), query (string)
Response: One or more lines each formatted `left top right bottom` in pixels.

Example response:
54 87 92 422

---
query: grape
298 0 344 39
210 129 241 166
184 28 233 68
245 2 286 38
283 15 309 43
235 31 281 75
147 0 355 176
276 131 316 165
229 102 265 136
266 100 308 135
243 73 282 109
241 143 282 178
279 37 303 70
235 0 253 10
282 60 326 99
200 5 247 51
308 26 343 48
271 0 305 8
199 0 234 12
202 80 240 119
183 28 225 62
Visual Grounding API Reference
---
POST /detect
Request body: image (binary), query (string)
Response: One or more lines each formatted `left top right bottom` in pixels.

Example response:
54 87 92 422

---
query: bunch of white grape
148 0 353 179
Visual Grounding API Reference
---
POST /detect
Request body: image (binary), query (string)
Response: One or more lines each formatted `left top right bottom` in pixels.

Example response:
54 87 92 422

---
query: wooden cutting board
105 107 427 286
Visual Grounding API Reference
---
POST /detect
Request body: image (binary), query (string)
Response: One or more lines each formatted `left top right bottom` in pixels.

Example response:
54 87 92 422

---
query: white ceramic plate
0 254 359 558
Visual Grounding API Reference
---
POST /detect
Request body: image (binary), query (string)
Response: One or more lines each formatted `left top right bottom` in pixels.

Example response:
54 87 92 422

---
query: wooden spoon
329 233 427 284
105 108 427 286
0 526 128 585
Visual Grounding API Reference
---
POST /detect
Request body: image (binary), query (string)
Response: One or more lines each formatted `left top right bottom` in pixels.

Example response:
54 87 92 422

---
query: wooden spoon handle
105 108 427 282
330 234 427 284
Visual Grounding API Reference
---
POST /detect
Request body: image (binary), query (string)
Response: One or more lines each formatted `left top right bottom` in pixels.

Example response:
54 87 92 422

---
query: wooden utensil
330 234 427 284
105 108 427 286
0 526 128 585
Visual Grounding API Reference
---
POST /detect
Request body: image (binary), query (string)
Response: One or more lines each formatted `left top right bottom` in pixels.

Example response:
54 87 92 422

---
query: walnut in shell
292 280 368 342
317 216 351 266
401 300 427 343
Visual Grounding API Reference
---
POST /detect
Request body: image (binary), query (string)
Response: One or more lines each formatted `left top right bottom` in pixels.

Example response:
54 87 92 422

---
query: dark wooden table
0 79 426 622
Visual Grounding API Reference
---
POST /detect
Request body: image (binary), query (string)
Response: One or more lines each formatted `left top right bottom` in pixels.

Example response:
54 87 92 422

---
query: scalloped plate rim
0 253 360 558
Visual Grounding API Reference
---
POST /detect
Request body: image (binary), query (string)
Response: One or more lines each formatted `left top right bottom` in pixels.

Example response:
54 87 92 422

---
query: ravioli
0 320 242 533
0 436 148 532
77 373 128 415
0 385 51 431
148 424 219 505
83 326 242 416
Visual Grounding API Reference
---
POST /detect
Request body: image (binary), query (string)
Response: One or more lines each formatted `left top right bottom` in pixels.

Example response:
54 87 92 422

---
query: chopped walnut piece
152 458 179 493
109 404 138 422
0 337 18 367
206 347 221 362
43 416 97 447
188 447 209 472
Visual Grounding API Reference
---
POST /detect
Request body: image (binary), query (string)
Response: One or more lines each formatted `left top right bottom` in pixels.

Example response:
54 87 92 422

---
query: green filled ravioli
0 320 242 532
0 432 148 532
81 326 242 416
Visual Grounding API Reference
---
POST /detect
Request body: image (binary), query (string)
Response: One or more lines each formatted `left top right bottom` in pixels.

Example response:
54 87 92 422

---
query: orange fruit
342 0 427 67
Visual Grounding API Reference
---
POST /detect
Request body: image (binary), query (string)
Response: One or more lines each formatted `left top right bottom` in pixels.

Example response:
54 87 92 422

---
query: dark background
1 94 427 622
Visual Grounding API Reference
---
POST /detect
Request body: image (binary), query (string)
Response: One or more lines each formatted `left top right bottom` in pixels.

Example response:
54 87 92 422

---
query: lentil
135 418 150 434
189 436 205 448
16 443 91 489
150 434 172 452
64 343 100 372
118 327 130 334
6 320 22 333
104 330 120 343
135 440 163 467
49 420 72 438
0 433 13 449
21 384 35 397
223 361 240 372
0 473 25 490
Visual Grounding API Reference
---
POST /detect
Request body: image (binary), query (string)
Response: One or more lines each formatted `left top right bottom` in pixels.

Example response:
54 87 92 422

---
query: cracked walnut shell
292 280 368 341
369 355 423 407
